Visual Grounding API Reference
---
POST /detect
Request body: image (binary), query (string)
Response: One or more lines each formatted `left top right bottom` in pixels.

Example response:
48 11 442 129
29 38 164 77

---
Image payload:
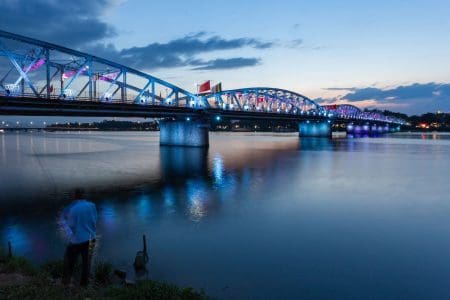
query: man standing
61 188 98 287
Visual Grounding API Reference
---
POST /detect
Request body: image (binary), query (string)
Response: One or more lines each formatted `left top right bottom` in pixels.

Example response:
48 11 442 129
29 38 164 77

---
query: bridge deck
0 96 343 122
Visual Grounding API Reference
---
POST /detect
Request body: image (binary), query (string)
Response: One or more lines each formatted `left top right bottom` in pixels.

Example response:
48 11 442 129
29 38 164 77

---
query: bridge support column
298 120 331 138
347 123 370 135
159 119 209 147
375 124 389 134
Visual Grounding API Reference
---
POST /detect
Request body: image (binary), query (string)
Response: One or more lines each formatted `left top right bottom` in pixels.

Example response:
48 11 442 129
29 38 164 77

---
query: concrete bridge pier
346 123 371 135
370 124 378 134
375 124 389 134
298 120 332 138
159 118 209 147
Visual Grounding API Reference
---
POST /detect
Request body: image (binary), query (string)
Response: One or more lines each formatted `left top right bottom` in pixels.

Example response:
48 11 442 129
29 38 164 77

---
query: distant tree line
46 120 159 131
365 109 450 130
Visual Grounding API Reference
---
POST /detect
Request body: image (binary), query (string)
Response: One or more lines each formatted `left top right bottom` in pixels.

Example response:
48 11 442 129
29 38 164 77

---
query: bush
0 277 97 300
104 280 209 300
0 247 6 263
0 256 209 299
0 257 37 275
93 261 113 285
40 260 65 279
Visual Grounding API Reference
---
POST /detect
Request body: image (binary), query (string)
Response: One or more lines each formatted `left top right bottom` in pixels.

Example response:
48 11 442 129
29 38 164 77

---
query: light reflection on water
0 131 450 299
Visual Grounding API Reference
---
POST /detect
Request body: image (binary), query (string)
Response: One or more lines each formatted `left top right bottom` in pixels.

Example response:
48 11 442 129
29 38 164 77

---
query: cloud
0 0 117 47
286 39 303 48
343 83 450 103
317 82 450 115
191 58 261 70
0 0 290 72
86 33 270 70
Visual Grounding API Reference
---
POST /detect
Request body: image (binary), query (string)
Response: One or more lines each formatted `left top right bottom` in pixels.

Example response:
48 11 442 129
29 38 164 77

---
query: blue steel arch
204 87 328 116
0 30 206 107
323 104 406 125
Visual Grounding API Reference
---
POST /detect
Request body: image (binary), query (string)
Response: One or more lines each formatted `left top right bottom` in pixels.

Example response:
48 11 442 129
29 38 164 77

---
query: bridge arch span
204 87 327 116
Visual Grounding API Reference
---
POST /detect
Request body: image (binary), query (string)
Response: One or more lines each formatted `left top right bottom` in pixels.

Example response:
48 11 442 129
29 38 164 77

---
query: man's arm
59 206 74 241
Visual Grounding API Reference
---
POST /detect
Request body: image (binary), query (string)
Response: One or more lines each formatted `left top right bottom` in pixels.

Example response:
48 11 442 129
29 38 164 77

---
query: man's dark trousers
62 240 94 286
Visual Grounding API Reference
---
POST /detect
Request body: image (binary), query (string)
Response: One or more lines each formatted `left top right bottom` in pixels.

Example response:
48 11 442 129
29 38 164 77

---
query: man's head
74 188 86 200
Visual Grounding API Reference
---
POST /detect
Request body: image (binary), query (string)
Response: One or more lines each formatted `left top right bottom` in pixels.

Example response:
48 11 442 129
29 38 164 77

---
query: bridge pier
374 124 389 134
346 123 370 135
298 120 332 138
159 119 209 147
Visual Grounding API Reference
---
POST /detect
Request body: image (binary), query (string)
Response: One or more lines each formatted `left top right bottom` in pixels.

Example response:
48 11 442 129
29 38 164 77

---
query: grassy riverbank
0 251 208 299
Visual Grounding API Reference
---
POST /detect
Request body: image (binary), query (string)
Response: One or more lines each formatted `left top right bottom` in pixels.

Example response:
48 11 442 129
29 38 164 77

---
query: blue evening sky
0 0 449 116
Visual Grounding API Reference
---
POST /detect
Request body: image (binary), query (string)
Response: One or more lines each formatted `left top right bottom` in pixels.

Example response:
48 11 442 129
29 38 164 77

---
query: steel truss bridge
0 30 405 126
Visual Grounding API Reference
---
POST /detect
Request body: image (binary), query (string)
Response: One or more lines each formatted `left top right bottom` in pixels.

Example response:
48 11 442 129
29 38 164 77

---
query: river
1 131 449 299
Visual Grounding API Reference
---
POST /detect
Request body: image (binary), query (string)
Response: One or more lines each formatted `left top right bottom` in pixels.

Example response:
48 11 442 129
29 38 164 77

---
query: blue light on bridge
215 115 221 121
186 117 191 121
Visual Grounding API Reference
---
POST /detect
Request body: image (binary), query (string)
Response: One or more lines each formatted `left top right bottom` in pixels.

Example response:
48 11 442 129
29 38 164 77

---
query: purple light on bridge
23 58 45 72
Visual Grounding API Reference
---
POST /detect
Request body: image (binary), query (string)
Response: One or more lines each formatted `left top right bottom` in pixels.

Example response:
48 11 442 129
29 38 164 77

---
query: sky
0 0 449 116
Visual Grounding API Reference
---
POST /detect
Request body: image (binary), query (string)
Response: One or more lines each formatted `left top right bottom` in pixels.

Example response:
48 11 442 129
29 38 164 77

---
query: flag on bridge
198 80 211 94
211 82 222 93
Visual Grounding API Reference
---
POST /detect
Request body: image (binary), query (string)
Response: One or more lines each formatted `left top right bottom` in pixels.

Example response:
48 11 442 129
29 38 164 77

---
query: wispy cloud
191 58 261 70
317 83 450 114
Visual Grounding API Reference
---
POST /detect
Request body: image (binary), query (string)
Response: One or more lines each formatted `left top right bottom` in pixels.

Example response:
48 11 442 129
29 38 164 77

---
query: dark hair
74 188 85 199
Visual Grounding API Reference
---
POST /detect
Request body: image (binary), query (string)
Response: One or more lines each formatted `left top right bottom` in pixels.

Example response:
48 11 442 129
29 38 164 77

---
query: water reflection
298 137 334 151
160 146 208 181
1 132 450 299
2 219 30 256
99 201 118 231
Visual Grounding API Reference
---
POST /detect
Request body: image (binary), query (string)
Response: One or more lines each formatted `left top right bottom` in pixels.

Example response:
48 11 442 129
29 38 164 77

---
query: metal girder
0 67 14 88
0 29 195 99
0 41 40 97
100 71 122 100
134 79 153 103
208 87 324 114
45 48 50 98
39 68 60 95
60 60 89 97
14 48 43 86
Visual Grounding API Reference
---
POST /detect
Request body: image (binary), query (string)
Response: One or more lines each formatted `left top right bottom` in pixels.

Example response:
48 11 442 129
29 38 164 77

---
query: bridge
0 30 405 146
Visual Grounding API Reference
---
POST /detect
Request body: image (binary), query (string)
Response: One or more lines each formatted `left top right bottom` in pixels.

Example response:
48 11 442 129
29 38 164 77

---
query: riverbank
0 253 208 299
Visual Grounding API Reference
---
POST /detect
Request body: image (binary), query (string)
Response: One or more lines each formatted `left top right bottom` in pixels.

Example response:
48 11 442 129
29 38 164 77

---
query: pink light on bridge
22 58 45 72
98 72 119 81
62 66 88 79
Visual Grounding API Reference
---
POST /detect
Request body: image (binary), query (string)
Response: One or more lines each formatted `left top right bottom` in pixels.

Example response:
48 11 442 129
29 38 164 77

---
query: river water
0 131 449 299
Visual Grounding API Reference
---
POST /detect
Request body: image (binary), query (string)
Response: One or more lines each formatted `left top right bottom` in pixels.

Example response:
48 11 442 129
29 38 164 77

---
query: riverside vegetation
0 248 209 299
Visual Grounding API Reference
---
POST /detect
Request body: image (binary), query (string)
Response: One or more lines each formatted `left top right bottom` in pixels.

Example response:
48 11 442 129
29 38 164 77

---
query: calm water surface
0 131 449 299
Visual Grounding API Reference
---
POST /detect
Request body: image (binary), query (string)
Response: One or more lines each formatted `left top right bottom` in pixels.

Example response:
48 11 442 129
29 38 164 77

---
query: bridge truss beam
0 30 207 108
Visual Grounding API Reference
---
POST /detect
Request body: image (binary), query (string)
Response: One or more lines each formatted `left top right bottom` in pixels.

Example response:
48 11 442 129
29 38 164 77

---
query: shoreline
0 254 208 299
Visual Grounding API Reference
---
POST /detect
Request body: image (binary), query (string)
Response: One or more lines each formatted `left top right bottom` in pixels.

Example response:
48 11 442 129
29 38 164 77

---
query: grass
0 256 209 299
